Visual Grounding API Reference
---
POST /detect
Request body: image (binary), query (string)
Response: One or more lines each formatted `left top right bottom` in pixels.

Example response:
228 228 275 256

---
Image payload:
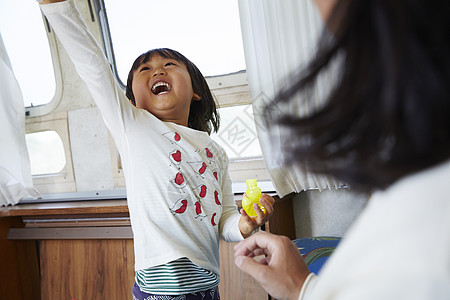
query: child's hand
238 193 275 238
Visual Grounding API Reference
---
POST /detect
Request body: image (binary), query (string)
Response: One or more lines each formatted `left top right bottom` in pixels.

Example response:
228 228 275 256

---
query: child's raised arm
38 0 134 139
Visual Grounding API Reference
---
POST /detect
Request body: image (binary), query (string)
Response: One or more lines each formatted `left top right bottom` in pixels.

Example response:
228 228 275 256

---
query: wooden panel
219 240 268 300
40 239 135 300
0 217 40 300
0 193 296 299
266 194 296 239
0 200 129 217
22 212 130 227
218 193 295 300
8 226 133 240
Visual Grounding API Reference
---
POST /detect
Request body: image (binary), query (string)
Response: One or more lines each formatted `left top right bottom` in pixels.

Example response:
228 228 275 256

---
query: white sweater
40 0 243 275
300 160 450 299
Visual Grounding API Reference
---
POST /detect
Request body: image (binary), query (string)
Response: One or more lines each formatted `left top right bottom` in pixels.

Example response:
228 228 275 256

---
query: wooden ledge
0 193 292 218
8 226 133 240
0 199 129 218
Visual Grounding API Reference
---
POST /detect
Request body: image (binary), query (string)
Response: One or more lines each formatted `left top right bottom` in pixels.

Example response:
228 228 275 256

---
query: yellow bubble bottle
242 179 265 217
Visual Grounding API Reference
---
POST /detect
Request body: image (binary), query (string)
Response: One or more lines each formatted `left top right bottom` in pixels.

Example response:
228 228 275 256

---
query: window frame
25 111 76 194
91 0 125 89
25 14 64 118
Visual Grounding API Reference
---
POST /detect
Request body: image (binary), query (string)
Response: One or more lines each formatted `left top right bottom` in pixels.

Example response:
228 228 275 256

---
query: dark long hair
268 0 450 192
126 48 220 134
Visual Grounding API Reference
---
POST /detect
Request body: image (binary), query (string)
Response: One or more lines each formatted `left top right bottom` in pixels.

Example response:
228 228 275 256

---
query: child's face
131 54 200 126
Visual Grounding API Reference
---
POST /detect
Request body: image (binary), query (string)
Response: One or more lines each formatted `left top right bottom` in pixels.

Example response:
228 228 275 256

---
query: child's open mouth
151 81 172 95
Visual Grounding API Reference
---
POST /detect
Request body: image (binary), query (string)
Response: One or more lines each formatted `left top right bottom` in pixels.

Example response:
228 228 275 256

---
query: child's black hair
126 48 220 135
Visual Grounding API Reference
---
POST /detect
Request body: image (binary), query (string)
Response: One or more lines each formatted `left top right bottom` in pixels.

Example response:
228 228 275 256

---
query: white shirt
301 160 450 299
40 0 243 275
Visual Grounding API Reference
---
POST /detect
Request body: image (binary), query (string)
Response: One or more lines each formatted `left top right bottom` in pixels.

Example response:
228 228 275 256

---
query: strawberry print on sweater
164 131 223 227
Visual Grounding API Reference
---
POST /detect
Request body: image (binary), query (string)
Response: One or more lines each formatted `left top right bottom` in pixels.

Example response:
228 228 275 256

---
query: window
25 112 76 194
101 0 246 81
211 105 261 160
0 2 59 111
26 131 66 175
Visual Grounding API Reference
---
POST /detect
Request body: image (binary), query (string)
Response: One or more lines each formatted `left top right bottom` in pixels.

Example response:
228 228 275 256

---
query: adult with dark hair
234 0 450 299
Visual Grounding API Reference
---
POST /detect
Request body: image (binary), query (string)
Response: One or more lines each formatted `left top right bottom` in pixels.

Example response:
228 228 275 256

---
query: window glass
25 131 66 175
103 0 246 82
211 105 262 160
0 2 55 107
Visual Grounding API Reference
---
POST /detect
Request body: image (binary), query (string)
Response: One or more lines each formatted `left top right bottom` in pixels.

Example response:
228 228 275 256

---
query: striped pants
132 282 220 300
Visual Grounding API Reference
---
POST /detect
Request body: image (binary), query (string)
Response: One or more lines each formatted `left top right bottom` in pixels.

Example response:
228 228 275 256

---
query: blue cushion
292 237 341 274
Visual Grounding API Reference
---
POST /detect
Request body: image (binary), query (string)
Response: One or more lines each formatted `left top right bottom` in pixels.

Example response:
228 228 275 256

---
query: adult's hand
234 231 311 300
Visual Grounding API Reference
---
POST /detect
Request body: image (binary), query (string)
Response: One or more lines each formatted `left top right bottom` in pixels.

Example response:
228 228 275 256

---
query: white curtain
238 0 342 197
0 32 40 206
